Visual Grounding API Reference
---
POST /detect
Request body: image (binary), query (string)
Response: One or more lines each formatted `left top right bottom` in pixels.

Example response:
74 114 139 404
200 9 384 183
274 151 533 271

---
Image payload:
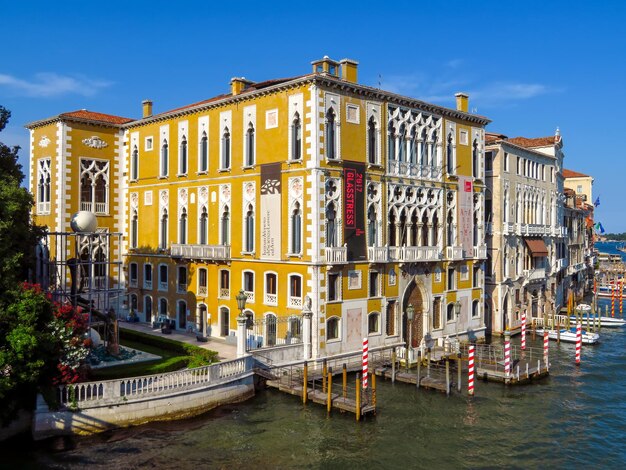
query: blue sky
2 0 625 230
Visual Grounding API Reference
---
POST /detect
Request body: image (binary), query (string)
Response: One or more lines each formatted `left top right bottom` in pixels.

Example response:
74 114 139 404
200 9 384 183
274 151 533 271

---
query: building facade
27 57 490 357
484 131 568 335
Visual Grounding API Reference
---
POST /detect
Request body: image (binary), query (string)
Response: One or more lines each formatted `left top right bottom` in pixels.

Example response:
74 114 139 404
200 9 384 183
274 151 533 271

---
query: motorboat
570 303 626 328
535 327 600 345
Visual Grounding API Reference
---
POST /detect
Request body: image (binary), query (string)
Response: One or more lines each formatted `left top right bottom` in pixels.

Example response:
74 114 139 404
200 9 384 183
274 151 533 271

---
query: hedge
119 328 219 364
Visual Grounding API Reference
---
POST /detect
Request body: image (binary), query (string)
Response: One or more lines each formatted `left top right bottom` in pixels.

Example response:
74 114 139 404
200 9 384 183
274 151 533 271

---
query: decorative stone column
302 295 313 360
237 314 247 358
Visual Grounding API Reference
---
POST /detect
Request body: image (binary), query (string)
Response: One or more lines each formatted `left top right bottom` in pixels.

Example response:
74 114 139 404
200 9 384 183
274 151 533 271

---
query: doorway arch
402 279 428 347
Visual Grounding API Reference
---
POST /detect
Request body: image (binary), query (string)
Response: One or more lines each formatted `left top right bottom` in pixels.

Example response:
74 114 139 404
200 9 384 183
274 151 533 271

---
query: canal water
4 244 626 469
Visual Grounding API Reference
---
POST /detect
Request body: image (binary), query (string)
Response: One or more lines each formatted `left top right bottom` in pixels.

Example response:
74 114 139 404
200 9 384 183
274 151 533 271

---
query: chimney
455 93 469 113
230 77 254 96
339 58 359 83
142 100 153 118
311 56 340 77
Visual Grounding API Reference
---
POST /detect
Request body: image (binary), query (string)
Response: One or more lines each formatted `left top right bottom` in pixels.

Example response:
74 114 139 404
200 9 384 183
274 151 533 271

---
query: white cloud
469 82 552 103
0 72 112 97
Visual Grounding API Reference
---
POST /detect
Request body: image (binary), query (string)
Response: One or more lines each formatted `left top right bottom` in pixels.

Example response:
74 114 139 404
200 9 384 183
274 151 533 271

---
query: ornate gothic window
131 145 138 181
326 203 337 248
199 131 208 172
179 135 188 175
199 206 208 245
291 112 302 161
221 127 231 169
244 204 254 252
37 158 51 214
130 209 138 249
326 108 336 160
160 140 168 177
368 116 377 165
179 208 187 244
221 205 230 246
160 209 168 250
245 123 255 167
291 202 302 254
80 159 109 214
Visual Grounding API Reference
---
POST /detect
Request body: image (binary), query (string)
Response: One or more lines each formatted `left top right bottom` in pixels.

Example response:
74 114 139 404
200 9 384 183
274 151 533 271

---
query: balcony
129 278 138 288
171 244 230 261
520 224 551 236
143 280 152 290
553 226 568 237
265 292 277 306
555 258 568 273
400 246 441 262
198 285 207 296
288 296 302 309
37 202 50 214
368 246 389 263
80 201 108 214
219 288 230 299
523 268 547 283
502 222 515 235
387 161 442 180
446 246 463 261
244 290 254 304
473 245 487 259
177 283 187 294
325 245 348 264
568 262 586 275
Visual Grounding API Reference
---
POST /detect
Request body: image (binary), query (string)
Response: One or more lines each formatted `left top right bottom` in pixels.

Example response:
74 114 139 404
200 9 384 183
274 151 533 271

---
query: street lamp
406 303 415 371
454 301 461 352
236 289 247 318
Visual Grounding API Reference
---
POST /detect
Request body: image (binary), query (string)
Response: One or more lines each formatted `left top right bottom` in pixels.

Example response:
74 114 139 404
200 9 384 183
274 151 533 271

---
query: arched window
472 299 480 318
368 116 377 165
288 274 302 308
177 300 187 330
179 208 187 244
221 127 231 169
326 203 337 247
447 210 454 246
388 123 396 162
327 317 340 341
130 209 138 249
447 132 454 175
161 139 168 177
291 112 302 161
199 131 208 172
472 139 479 178
368 205 377 247
244 204 254 252
388 211 397 246
179 135 188 175
177 266 187 293
291 202 302 254
368 312 380 334
326 108 336 160
398 124 406 163
144 295 152 323
221 205 230 246
131 145 138 181
160 209 168 250
159 298 168 319
421 212 429 246
431 210 440 247
245 123 255 167
199 206 208 245
447 303 455 322
198 304 207 333
265 272 277 305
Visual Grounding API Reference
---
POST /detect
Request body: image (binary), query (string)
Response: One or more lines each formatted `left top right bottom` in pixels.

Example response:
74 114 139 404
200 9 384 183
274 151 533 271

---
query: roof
524 238 548 257
562 168 590 178
485 132 507 144
26 109 134 129
506 136 560 148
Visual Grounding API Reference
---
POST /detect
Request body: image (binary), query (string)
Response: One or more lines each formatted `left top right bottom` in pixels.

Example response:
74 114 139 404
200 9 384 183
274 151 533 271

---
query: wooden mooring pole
342 363 347 399
417 354 421 389
322 359 327 393
327 367 332 414
302 361 308 405
457 354 462 393
356 374 361 422
371 372 377 409
445 360 450 396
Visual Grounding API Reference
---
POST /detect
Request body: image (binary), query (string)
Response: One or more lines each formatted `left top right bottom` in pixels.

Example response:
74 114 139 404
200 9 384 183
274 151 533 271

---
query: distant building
563 168 593 205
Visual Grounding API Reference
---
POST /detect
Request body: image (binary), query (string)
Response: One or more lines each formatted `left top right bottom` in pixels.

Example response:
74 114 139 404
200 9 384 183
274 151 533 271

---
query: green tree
0 106 43 306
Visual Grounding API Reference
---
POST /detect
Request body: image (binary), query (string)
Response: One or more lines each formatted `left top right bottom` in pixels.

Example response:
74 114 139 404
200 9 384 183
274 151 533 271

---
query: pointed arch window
398 124 406 163
367 205 377 247
447 133 454 175
388 123 396 162
37 158 51 214
221 205 230 246
244 204 254 252
179 135 188 175
291 202 302 254
199 206 208 245
291 112 302 161
80 159 109 214
326 108 336 160
131 145 138 181
368 116 377 165
221 127 231 169
447 209 455 246
179 208 187 244
130 209 138 249
160 140 169 177
160 209 168 250
326 203 337 248
199 131 208 172
472 139 479 179
245 123 255 167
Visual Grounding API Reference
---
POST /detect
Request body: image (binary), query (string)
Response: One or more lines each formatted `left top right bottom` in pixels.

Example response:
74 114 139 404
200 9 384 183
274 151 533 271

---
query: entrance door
220 307 230 337
403 282 424 348
145 296 152 323
178 301 187 330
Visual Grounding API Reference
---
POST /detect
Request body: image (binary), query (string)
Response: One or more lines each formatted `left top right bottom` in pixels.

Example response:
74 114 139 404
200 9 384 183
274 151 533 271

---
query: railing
325 245 347 264
387 161 442 180
143 280 152 290
57 357 250 408
245 290 254 303
288 296 302 309
158 281 168 291
502 222 515 235
473 245 487 259
446 246 463 260
94 276 107 289
198 286 207 296
265 293 277 306
129 278 138 288
95 202 107 214
219 288 230 298
177 283 187 293
37 201 50 214
464 343 548 378
485 222 492 235
400 246 441 262
520 224 551 236
523 268 547 282
246 316 303 350
171 244 230 261
568 262 586 275
80 201 108 214
368 246 389 262
553 226 568 237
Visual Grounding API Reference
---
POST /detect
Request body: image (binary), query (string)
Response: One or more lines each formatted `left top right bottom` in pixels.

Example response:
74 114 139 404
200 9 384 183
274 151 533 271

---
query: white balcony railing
288 296 302 309
401 246 441 262
158 281 168 291
143 280 152 290
523 268 547 282
80 201 108 214
446 246 463 260
129 279 138 288
520 224 551 236
265 293 277 306
219 288 230 299
177 283 187 294
502 222 515 235
244 290 254 303
387 161 443 180
37 201 50 214
171 244 230 261
368 246 389 263
325 245 348 264
473 245 488 259
568 262 586 275
198 285 207 296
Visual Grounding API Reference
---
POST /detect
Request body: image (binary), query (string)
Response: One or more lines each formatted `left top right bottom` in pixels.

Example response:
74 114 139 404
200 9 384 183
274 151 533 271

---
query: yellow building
27 57 490 357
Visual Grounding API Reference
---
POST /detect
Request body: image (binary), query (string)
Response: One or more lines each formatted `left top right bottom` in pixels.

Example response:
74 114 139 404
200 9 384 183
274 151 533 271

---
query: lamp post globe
236 289 247 317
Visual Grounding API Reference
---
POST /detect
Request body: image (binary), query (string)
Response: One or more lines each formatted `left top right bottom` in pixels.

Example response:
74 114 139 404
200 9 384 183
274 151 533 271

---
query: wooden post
532 321 536 341
391 349 396 383
371 372 377 409
557 325 560 344
303 361 308 405
445 359 450 396
327 368 332 414
342 363 347 399
427 349 431 377
356 374 361 422
457 354 462 393
417 354 421 389
322 359 327 394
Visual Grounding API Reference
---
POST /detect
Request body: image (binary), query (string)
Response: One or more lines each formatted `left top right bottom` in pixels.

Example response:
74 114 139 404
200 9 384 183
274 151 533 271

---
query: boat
535 327 600 344
569 303 626 327
596 284 626 298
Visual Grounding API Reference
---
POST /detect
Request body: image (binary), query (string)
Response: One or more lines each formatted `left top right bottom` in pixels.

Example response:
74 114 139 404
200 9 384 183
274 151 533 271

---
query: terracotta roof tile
60 109 134 125
506 136 560 148
485 132 508 144
562 168 590 178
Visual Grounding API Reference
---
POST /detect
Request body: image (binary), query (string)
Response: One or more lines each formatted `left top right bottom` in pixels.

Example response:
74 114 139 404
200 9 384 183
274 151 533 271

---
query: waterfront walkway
119 321 237 361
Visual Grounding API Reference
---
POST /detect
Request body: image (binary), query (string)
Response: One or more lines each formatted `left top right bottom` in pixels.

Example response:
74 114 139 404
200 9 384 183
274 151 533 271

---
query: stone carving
38 136 51 148
82 136 108 149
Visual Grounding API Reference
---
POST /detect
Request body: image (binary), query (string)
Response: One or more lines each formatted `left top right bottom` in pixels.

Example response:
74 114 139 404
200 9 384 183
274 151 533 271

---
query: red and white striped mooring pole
362 338 369 389
504 335 511 377
543 330 549 363
521 310 527 351
468 345 475 396
575 323 582 365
